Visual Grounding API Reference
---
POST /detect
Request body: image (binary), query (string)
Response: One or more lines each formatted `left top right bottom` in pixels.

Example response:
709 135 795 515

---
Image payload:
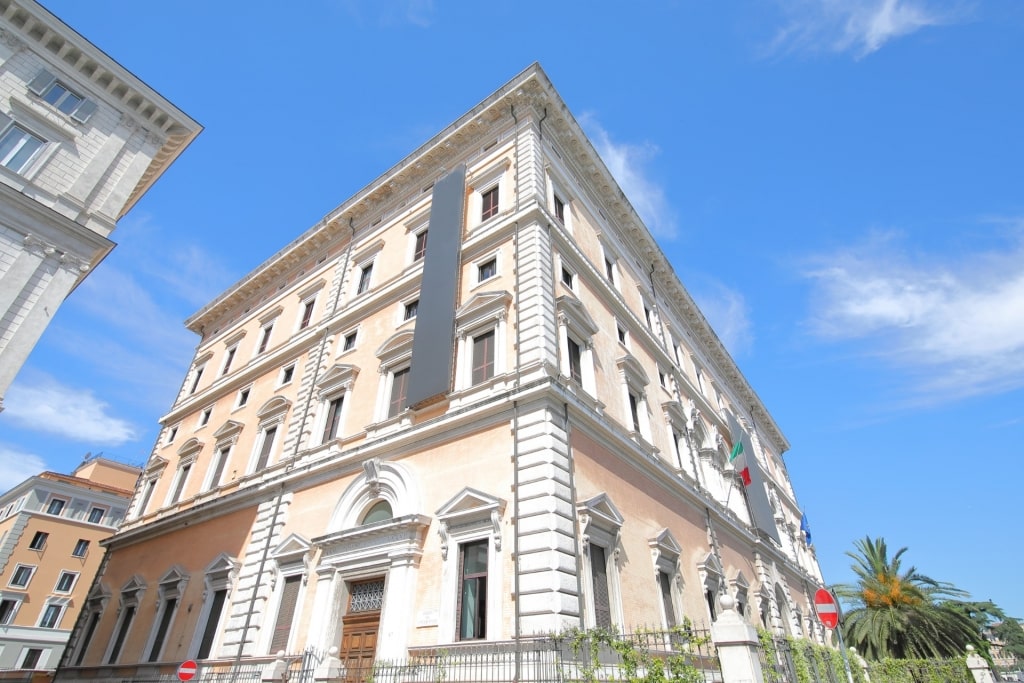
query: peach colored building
0 457 139 671
59 64 824 680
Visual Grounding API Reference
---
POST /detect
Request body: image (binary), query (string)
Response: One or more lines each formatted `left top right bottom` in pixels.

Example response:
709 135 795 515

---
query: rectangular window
75 611 102 665
255 426 278 471
480 186 499 221
590 545 612 628
554 195 565 224
55 571 76 593
343 332 357 351
39 603 62 628
300 299 315 329
457 540 488 640
199 408 212 427
258 323 274 353
414 230 428 261
659 572 677 627
27 70 96 122
222 347 237 375
197 588 228 659
72 539 90 557
629 392 641 433
357 262 374 294
322 397 344 443
148 597 177 662
29 530 48 550
604 258 616 284
166 425 179 444
561 266 575 289
108 604 136 663
567 337 582 384
88 507 105 524
404 300 418 321
137 479 156 517
270 575 301 654
0 599 16 624
46 498 66 515
170 465 191 504
209 447 230 489
21 648 42 669
281 364 295 384
11 565 33 587
388 368 410 418
617 325 628 345
189 365 204 394
478 258 497 282
238 387 250 407
0 124 45 174
472 331 495 385
10 565 32 589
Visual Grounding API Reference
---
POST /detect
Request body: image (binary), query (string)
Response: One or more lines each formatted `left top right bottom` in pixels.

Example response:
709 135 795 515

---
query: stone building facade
0 457 139 670
0 0 200 409
58 64 824 679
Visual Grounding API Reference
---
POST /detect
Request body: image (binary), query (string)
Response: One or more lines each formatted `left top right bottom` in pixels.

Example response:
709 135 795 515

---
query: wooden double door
340 578 385 678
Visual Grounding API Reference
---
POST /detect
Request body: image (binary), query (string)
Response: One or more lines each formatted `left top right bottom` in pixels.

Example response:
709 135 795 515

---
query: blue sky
2 0 1022 619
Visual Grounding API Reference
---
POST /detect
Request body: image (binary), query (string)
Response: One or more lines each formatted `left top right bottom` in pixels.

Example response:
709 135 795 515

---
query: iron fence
56 629 720 683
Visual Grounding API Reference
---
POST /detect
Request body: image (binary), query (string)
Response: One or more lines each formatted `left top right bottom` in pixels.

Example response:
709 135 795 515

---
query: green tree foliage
991 619 1024 660
833 536 984 660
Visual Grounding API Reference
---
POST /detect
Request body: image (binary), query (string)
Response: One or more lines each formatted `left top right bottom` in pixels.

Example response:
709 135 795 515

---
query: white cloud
691 283 755 358
769 0 964 58
579 114 678 240
0 446 48 492
4 374 138 444
804 231 1024 399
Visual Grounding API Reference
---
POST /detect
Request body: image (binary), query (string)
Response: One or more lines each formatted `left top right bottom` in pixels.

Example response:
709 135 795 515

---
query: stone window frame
698 552 724 624
104 576 146 664
312 364 358 447
166 439 202 507
649 529 683 629
143 566 189 663
372 330 414 427
248 397 291 474
204 420 243 491
132 457 167 519
453 291 511 393
556 296 599 397
577 493 625 630
188 553 240 660
468 160 509 229
616 353 653 445
436 487 506 643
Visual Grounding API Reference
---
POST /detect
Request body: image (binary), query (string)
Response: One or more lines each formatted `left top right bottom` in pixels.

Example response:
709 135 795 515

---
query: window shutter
270 575 301 654
70 99 98 124
590 545 612 628
27 69 56 96
0 111 12 132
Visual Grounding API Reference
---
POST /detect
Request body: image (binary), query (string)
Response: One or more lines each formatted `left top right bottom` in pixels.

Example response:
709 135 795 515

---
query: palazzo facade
59 64 824 678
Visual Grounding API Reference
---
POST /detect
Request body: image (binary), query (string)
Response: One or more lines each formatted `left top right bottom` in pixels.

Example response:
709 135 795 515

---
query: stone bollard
315 646 344 682
849 647 871 682
711 594 765 683
965 644 996 683
262 651 289 682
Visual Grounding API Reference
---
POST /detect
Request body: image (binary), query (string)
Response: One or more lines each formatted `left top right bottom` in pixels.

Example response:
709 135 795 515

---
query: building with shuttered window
57 64 825 680
0 457 139 671
0 0 200 411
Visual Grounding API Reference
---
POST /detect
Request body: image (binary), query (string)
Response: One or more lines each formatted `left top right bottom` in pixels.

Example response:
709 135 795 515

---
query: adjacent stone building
0 0 200 409
58 64 824 680
0 456 139 671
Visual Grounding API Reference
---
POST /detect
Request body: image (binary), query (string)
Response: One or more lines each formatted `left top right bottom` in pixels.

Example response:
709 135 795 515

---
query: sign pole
814 588 855 683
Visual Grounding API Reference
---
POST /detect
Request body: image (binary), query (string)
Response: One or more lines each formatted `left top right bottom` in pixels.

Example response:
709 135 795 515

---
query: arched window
360 500 393 525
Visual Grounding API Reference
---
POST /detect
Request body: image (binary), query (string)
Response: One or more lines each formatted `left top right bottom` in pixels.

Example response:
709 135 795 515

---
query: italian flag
730 440 752 487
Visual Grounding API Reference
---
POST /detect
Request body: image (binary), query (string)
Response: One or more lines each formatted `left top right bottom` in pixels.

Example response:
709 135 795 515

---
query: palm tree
832 536 983 660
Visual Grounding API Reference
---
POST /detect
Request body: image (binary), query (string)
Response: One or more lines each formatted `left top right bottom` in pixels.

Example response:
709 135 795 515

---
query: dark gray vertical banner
727 413 782 545
406 164 466 410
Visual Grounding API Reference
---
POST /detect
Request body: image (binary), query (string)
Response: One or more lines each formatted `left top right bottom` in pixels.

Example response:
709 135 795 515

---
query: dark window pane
472 330 495 384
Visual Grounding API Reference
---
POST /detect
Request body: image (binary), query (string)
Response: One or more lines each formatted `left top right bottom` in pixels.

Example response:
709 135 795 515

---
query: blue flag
800 513 812 545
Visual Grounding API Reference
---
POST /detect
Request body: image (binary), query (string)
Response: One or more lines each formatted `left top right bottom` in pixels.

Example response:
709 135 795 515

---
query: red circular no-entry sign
814 588 840 629
178 660 198 682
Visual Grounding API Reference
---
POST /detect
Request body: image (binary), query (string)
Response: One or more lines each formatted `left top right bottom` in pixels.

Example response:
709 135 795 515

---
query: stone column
710 594 764 683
